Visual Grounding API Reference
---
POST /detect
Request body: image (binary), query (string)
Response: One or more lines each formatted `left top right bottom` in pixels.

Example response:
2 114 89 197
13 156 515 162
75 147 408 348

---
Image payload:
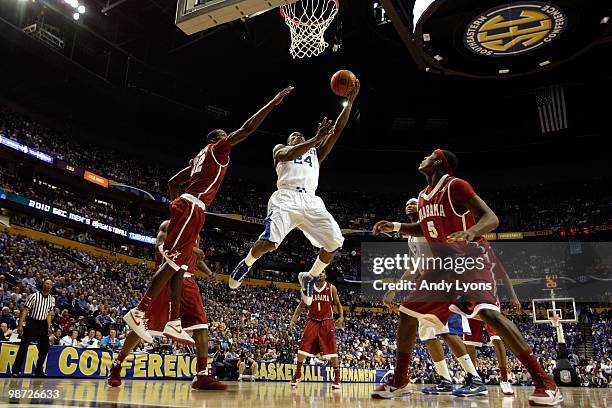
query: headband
434 149 453 175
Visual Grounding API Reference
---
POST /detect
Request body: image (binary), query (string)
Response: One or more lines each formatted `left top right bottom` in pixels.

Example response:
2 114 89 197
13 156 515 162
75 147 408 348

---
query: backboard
532 297 577 324
176 0 297 35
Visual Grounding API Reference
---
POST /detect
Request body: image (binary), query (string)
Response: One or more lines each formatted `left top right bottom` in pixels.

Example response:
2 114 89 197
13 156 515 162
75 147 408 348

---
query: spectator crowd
2 106 612 239
1 230 611 387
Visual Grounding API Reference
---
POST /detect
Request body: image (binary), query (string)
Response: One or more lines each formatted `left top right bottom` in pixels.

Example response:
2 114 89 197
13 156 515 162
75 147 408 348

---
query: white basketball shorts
418 312 472 342
258 189 344 252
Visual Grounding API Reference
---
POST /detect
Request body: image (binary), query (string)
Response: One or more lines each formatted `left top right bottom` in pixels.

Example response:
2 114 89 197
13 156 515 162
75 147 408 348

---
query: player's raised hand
347 78 360 102
373 220 394 234
271 86 294 106
446 230 475 242
315 117 334 140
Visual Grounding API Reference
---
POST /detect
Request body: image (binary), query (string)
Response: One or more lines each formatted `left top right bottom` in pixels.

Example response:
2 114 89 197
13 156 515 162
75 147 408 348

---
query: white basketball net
281 0 338 59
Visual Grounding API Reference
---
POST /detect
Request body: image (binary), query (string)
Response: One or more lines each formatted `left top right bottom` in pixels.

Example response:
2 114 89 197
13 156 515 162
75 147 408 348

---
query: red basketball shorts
298 319 338 358
146 275 208 335
161 195 206 272
399 255 500 328
464 318 501 347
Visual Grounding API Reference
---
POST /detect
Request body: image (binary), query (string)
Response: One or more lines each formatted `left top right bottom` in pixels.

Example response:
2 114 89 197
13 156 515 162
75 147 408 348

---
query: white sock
244 249 258 267
434 360 451 382
457 354 481 378
308 257 329 277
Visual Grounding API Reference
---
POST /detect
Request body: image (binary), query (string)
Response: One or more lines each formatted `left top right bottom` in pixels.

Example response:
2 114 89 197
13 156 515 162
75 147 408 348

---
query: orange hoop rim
280 0 339 28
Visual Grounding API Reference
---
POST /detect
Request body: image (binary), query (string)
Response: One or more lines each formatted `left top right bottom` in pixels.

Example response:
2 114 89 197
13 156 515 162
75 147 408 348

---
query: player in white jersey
229 80 360 305
382 198 487 397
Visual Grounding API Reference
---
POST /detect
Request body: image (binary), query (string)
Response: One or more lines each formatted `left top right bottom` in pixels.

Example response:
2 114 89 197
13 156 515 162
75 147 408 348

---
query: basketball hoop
281 0 339 59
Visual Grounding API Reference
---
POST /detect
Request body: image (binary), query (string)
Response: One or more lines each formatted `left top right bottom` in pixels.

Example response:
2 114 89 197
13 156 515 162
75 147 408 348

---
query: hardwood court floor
1 378 610 407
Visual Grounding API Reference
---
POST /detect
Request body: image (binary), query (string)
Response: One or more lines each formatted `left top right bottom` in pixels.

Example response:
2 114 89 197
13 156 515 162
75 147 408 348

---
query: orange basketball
330 70 357 97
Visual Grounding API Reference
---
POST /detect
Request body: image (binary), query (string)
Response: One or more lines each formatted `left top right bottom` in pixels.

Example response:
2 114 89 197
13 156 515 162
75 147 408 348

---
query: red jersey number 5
427 221 438 238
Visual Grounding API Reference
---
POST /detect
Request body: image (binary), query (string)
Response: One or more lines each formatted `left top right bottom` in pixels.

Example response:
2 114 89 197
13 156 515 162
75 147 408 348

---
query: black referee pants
12 319 50 375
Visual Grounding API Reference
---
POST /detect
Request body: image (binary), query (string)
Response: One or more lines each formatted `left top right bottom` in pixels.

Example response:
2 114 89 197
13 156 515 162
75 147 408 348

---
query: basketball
330 70 357 97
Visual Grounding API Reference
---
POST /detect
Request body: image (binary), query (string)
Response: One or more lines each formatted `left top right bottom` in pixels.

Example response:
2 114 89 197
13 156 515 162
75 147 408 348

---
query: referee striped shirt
24 292 55 321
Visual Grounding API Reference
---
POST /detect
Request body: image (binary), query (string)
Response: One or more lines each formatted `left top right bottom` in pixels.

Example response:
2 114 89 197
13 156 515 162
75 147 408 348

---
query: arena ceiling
0 0 611 177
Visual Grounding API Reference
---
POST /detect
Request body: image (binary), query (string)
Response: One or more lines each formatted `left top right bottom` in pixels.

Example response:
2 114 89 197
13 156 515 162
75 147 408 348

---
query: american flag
536 85 567 133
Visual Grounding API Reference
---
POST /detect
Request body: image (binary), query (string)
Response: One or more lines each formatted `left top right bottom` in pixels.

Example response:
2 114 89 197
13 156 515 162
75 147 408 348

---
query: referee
12 279 55 377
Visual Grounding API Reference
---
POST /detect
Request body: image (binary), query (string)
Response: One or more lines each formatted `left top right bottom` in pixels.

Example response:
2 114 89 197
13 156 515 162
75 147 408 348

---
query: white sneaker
123 308 154 343
371 380 411 399
500 381 514 396
163 319 195 345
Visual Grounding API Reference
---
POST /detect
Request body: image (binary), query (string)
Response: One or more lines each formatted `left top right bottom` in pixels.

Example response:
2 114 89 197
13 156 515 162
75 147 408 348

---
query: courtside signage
0 134 54 164
84 170 110 188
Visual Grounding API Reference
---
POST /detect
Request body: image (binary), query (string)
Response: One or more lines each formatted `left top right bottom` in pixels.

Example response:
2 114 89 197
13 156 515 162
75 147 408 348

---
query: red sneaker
191 372 228 391
529 374 563 406
107 360 122 387
331 380 341 389
371 377 411 399
290 373 301 387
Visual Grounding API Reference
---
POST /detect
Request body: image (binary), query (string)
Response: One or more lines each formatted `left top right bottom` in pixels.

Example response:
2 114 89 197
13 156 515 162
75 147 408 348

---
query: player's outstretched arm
372 220 423 237
227 86 294 147
289 300 306 330
317 79 360 163
446 195 499 242
274 118 334 162
168 166 191 200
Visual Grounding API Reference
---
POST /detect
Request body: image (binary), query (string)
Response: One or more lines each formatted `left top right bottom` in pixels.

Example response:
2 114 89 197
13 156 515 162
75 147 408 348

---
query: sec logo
464 2 567 57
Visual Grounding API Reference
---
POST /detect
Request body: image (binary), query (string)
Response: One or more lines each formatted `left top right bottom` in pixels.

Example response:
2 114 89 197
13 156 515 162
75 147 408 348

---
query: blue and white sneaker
298 272 316 306
229 260 251 289
422 379 454 395
452 373 488 397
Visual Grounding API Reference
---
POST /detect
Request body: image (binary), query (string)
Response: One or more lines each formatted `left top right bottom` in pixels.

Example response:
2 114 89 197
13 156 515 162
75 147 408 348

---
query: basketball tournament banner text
0 188 156 244
0 344 388 382
0 344 200 379
256 362 380 383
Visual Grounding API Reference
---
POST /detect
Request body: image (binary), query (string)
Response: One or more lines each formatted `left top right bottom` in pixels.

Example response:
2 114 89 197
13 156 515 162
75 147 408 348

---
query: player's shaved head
287 132 305 146
206 129 227 144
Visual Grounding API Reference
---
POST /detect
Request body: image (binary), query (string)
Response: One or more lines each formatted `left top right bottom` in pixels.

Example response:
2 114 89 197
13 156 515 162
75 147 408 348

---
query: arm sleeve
24 294 35 309
450 178 477 207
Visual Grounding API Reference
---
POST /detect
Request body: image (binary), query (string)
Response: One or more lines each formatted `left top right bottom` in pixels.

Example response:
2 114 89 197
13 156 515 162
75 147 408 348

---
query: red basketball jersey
183 138 231 207
417 174 479 243
308 282 334 320
155 237 199 272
